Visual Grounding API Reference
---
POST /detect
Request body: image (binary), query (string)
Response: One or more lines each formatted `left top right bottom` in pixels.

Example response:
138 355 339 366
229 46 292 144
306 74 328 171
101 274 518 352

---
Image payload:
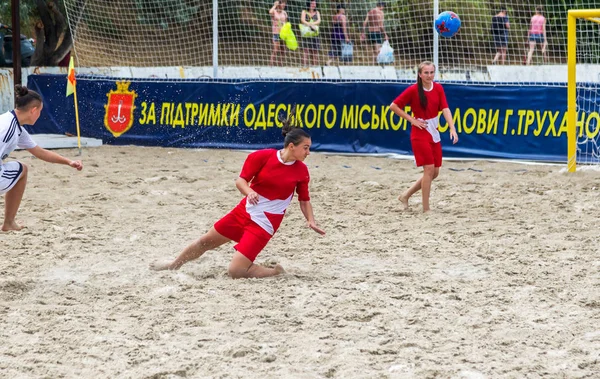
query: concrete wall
2 64 599 113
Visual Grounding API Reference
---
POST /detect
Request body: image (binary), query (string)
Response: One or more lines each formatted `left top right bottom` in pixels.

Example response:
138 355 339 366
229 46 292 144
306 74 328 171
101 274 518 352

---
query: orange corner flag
66 56 76 97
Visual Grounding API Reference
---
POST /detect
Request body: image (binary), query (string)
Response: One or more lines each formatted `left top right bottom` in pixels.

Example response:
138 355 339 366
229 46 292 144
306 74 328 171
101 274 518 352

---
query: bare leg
399 165 440 212
492 50 501 64
500 47 507 64
270 41 279 66
398 177 421 210
150 227 231 271
421 165 439 212
541 42 548 63
526 41 536 65
228 251 285 279
2 164 28 232
279 43 286 66
374 43 381 64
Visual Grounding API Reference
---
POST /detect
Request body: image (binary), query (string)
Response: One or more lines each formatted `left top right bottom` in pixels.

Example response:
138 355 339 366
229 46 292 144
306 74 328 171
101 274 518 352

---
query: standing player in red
389 61 459 212
150 119 325 278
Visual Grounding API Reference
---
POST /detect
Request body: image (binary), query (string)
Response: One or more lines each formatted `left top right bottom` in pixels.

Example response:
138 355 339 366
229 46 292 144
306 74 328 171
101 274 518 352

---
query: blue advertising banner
27 74 575 162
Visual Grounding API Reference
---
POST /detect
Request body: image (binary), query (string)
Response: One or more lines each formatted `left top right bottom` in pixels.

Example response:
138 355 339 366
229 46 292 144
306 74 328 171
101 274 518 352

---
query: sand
1 145 599 378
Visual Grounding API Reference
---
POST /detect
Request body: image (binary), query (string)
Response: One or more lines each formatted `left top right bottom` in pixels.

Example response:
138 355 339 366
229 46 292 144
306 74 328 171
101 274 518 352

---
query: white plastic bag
299 24 319 37
377 40 394 64
341 41 353 62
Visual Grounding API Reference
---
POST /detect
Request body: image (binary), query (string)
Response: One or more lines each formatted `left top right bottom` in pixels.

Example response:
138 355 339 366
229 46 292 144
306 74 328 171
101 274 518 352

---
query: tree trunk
31 0 73 66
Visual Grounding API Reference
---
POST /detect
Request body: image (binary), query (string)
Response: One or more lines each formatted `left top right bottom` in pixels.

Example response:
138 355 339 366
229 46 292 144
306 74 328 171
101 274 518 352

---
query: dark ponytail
15 85 42 110
281 104 310 147
417 61 434 109
417 76 427 110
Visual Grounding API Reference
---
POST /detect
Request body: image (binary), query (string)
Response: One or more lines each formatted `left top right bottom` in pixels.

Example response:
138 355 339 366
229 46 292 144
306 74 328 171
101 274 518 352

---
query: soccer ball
435 11 461 38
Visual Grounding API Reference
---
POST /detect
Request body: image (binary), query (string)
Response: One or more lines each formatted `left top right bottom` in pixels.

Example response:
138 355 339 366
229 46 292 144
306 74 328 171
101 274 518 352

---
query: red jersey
237 149 310 235
392 82 449 142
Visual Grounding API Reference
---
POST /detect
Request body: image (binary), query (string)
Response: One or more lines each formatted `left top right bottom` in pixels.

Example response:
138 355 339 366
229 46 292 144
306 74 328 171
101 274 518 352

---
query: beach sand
1 145 599 378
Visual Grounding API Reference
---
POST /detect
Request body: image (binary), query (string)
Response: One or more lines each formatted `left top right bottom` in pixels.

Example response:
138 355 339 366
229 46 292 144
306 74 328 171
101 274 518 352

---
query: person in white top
0 85 83 231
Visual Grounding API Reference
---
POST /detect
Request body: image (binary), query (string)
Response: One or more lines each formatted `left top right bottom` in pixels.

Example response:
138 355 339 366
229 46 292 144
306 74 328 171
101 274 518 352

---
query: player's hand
69 160 83 171
307 221 326 235
449 129 459 144
247 191 259 205
412 118 427 129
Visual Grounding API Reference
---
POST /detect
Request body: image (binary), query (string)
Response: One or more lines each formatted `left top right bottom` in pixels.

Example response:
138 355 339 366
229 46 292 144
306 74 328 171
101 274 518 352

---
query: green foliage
135 0 200 29
0 0 38 36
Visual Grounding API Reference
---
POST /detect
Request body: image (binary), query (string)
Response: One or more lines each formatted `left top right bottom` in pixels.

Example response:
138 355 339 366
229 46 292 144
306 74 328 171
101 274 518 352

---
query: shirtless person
361 2 388 64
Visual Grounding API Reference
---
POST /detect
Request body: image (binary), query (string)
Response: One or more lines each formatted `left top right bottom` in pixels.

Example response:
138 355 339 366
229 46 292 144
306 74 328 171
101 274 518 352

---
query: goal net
62 1 596 82
567 9 600 171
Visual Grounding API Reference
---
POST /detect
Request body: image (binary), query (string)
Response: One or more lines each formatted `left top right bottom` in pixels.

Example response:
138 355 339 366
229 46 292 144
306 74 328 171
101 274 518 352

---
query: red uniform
214 149 310 261
392 82 449 167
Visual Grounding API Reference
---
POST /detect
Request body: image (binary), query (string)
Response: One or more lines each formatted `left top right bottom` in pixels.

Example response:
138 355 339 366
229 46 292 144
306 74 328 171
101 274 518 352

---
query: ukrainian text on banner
27 74 577 162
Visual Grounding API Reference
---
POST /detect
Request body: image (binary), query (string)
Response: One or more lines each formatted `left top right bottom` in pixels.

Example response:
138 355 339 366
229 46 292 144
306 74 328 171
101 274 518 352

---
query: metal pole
433 0 439 70
11 0 22 106
566 11 576 172
213 0 218 78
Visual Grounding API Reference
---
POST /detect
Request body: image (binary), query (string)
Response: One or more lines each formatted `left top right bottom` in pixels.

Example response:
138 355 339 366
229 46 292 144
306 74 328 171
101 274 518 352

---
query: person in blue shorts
491 7 510 65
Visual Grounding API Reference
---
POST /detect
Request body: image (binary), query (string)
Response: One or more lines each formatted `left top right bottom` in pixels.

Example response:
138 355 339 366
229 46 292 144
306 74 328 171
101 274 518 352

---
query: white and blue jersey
0 110 37 194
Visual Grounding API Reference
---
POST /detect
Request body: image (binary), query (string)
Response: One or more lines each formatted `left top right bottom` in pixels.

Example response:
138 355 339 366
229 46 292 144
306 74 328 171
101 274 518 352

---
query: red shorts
411 138 442 167
213 203 272 262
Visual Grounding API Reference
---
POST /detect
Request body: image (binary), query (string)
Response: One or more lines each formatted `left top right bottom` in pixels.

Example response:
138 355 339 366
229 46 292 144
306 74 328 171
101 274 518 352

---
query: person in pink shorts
526 6 548 65
389 61 459 212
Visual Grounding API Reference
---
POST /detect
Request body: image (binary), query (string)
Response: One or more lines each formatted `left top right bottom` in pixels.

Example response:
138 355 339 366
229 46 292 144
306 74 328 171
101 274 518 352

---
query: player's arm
441 108 458 144
389 102 426 129
235 177 259 205
299 200 325 235
26 145 83 170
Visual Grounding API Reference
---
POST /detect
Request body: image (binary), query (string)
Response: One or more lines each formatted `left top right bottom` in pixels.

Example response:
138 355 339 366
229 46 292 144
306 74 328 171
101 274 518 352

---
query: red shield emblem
104 81 137 137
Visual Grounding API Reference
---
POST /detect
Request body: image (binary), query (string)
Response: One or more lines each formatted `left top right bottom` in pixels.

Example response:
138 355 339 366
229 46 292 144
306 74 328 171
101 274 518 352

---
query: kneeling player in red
150 122 325 278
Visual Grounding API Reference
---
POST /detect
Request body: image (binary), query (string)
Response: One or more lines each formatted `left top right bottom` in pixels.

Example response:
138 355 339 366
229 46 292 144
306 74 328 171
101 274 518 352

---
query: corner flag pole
73 82 81 155
66 56 82 155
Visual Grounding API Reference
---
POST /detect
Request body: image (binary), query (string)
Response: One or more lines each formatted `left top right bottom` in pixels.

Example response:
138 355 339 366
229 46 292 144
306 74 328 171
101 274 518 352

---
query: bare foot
149 260 175 271
397 194 409 210
274 264 285 275
2 221 25 232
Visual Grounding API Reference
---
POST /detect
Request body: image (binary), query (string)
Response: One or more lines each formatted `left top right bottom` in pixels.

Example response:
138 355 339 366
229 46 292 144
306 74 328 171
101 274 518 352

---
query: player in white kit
0 85 83 231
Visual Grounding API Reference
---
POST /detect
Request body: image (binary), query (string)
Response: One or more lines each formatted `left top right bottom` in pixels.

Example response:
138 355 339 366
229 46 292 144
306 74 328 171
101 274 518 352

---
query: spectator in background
301 1 321 66
361 2 388 64
269 1 288 66
491 7 510 65
526 5 547 65
326 3 350 66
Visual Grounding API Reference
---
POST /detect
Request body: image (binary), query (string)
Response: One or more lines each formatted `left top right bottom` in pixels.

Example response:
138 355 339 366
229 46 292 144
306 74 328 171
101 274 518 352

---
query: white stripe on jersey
424 116 441 143
245 193 293 235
